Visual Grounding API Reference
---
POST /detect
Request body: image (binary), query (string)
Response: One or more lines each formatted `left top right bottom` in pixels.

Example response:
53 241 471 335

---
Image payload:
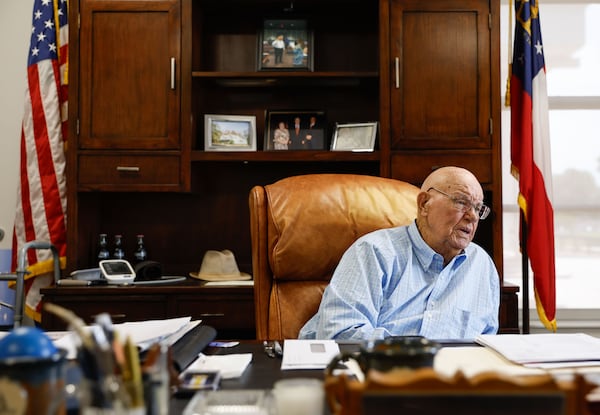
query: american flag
12 0 69 322
510 0 556 331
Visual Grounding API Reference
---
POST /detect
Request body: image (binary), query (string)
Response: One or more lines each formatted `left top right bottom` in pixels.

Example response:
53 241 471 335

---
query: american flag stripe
12 0 68 322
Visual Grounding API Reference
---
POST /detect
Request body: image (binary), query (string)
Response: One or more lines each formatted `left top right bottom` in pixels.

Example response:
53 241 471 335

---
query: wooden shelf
191 150 381 162
192 71 379 78
192 71 379 87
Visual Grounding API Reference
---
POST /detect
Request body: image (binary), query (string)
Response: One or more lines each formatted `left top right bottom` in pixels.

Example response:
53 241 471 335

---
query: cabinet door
79 0 180 150
390 0 492 150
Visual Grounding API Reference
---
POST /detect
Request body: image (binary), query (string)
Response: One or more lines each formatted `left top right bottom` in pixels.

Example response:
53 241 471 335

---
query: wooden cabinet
67 0 501 274
40 282 256 339
71 0 189 193
77 0 183 153
67 0 191 271
388 0 493 151
381 0 503 273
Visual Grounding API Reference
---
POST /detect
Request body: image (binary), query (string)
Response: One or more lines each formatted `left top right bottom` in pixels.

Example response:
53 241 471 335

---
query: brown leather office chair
248 174 420 340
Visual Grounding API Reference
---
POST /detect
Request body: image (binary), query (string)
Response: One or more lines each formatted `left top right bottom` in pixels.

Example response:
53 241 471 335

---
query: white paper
185 353 253 379
524 360 600 370
52 316 196 359
115 316 192 348
280 339 340 370
476 333 600 365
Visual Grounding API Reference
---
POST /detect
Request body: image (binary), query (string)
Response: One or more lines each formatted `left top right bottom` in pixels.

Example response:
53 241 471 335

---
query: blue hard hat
0 326 63 365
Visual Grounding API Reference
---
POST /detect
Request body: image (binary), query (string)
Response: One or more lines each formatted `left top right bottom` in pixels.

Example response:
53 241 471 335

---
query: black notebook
170 324 217 372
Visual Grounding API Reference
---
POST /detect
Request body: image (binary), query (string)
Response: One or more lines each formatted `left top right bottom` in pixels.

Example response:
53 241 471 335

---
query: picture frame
265 110 326 151
204 114 257 152
330 122 378 152
258 18 313 71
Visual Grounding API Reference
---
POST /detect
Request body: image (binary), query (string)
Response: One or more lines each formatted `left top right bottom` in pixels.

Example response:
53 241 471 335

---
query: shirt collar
407 221 467 271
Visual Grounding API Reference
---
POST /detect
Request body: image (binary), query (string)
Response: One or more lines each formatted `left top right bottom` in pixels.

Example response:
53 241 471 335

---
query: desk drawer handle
199 313 225 317
116 166 140 173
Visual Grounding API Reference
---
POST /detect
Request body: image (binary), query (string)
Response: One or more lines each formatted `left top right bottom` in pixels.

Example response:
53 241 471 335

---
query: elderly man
298 166 499 340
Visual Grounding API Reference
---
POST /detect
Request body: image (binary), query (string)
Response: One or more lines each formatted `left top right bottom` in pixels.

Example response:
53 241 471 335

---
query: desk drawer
78 154 180 187
391 151 492 185
42 294 168 330
176 297 255 332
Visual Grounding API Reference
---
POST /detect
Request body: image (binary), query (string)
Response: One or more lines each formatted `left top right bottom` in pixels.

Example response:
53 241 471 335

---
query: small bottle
97 233 110 262
134 234 147 263
113 234 125 260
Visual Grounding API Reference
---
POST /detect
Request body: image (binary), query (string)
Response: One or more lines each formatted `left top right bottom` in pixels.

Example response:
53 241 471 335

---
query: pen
123 336 145 408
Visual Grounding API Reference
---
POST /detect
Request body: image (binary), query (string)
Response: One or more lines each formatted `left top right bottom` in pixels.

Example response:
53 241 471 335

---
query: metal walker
0 240 60 327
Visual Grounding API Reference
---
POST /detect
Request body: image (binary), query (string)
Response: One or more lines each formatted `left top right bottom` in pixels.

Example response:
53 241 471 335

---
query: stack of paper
52 316 196 359
280 339 340 370
184 353 253 379
476 333 600 369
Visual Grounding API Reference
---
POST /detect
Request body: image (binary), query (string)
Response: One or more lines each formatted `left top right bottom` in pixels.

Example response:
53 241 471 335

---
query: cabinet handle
116 166 140 172
395 57 400 89
199 313 225 318
170 57 176 90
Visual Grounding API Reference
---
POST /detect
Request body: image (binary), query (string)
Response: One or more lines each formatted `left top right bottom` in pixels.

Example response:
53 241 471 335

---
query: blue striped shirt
298 221 500 341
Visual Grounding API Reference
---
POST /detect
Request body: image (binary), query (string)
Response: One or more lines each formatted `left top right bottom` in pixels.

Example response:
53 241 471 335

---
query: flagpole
520 210 530 334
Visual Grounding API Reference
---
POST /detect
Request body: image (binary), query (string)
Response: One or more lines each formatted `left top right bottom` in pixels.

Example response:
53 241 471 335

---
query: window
501 1 600 330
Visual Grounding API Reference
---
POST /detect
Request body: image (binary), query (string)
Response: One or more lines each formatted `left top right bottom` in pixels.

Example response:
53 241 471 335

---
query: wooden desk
169 342 598 415
40 279 255 339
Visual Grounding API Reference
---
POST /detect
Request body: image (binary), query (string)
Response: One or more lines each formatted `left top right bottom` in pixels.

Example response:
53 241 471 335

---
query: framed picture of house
204 114 257 151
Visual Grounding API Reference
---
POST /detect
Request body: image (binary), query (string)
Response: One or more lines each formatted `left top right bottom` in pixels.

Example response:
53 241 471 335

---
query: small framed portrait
330 122 378 152
258 19 313 71
204 114 257 151
265 110 326 151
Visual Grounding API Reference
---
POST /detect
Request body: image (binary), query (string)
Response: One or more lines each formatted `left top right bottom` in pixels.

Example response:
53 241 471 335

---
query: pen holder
78 377 146 415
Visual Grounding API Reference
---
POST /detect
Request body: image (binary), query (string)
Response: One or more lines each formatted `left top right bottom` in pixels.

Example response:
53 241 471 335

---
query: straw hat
189 250 251 281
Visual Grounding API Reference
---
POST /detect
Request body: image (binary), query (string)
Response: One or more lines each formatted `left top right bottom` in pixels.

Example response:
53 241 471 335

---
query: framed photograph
204 114 257 151
265 110 326 151
330 122 378 152
258 19 313 71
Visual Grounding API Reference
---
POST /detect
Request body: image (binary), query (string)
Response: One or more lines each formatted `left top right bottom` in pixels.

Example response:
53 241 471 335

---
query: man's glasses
427 187 490 220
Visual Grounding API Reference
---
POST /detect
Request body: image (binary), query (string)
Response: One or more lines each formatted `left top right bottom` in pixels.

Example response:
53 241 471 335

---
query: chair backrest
249 174 420 340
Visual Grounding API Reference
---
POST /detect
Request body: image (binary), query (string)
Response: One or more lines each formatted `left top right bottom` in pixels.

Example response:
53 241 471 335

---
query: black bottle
113 234 125 260
97 233 110 262
134 234 147 263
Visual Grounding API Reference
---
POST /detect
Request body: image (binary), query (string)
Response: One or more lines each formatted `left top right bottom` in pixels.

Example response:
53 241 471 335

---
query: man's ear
416 192 429 216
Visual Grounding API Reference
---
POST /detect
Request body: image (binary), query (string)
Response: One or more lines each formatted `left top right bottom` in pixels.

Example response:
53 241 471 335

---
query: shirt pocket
445 308 486 339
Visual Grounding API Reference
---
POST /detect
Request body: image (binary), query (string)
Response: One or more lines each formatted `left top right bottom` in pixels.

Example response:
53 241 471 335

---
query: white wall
0 1 33 252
